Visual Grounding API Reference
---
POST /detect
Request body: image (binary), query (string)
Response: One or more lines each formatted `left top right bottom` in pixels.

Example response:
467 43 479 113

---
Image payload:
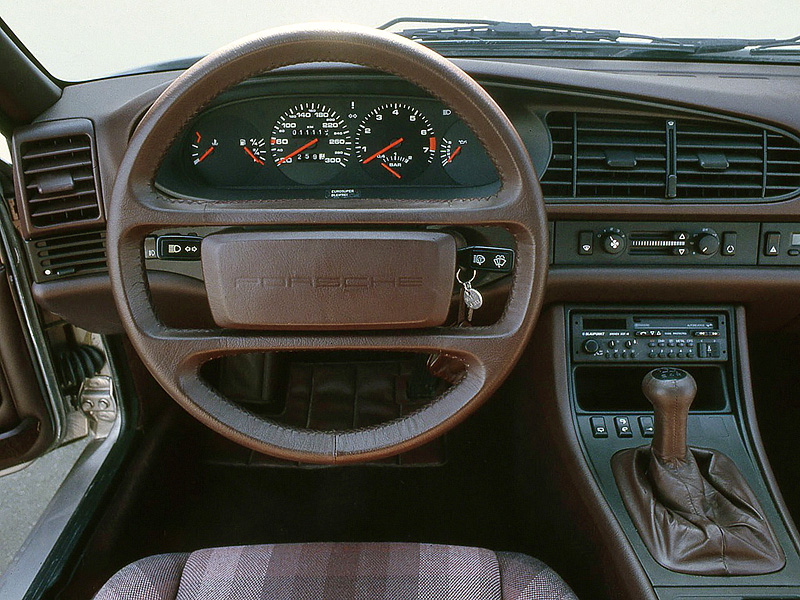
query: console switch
614 416 633 438
765 232 781 256
721 232 737 256
590 416 608 438
638 416 655 437
578 231 594 255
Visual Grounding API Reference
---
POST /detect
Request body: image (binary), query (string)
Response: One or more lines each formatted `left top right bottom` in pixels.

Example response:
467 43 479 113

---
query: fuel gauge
186 113 266 186
440 121 497 186
240 137 268 166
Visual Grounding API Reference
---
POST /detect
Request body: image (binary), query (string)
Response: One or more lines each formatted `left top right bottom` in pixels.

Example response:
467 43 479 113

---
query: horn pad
202 231 457 330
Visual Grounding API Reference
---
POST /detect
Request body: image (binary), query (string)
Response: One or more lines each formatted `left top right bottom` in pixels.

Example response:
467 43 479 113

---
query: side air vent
26 230 107 282
542 111 800 202
13 119 104 238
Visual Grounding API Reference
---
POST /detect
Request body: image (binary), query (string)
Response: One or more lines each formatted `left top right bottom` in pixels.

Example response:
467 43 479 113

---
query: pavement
0 438 89 576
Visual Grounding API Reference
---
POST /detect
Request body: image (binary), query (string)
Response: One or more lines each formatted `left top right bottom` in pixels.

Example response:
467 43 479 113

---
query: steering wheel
108 24 548 464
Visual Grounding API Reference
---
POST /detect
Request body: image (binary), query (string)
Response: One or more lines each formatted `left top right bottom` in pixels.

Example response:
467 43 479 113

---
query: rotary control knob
695 229 720 256
601 229 626 255
583 339 600 354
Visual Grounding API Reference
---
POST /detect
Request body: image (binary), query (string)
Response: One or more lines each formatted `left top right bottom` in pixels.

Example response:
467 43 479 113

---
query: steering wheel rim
108 23 548 464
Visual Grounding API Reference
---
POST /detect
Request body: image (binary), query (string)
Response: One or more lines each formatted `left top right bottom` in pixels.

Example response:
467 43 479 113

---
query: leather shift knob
642 367 697 462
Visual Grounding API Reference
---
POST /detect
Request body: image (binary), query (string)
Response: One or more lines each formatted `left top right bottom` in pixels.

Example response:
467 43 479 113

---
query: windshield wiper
749 34 800 55
378 17 800 58
379 18 697 51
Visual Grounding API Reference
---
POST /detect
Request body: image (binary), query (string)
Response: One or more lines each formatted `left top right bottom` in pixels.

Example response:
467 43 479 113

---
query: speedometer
270 103 351 185
356 103 435 182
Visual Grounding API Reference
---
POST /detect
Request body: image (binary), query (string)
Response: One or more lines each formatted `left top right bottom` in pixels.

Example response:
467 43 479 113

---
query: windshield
3 0 799 81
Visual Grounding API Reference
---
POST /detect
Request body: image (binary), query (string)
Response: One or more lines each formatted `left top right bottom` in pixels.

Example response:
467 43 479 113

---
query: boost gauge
357 103 435 181
270 103 351 185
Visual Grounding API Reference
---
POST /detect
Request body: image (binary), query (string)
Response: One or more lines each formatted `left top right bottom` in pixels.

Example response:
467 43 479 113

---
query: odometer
356 103 435 182
270 103 351 185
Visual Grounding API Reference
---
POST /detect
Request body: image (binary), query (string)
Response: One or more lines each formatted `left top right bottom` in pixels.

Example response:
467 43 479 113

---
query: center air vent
576 114 667 198
676 120 765 199
26 230 107 282
13 119 104 238
542 111 800 202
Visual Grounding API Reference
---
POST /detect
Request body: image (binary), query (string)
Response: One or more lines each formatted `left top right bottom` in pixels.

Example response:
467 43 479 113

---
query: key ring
456 267 476 285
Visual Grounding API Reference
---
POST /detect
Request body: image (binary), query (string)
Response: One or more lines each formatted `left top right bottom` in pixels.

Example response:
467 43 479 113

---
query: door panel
0 263 53 471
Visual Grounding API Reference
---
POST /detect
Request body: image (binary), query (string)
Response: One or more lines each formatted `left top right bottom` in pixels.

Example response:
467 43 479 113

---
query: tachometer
270 103 351 185
356 103 435 181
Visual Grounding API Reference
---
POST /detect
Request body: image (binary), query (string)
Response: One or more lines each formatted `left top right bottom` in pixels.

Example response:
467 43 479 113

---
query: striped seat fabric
93 542 578 600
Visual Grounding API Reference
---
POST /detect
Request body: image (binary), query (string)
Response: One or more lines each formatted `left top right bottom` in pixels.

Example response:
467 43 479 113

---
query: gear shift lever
641 367 696 462
611 366 784 575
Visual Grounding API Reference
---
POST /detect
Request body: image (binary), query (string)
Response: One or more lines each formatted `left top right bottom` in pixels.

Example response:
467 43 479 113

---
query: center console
563 305 800 599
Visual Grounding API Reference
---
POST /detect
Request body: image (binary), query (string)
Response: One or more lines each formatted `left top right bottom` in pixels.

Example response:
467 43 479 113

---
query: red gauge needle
362 138 404 165
380 162 402 179
244 146 264 165
447 145 462 163
196 146 214 163
277 138 319 165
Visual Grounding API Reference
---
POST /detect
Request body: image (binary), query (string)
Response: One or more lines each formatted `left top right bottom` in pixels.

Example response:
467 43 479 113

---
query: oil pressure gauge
440 121 497 186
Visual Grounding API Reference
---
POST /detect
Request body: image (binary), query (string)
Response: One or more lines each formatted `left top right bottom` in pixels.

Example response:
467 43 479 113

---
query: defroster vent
26 230 107 282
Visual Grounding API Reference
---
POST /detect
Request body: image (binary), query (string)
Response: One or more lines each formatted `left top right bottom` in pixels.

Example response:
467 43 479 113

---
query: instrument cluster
156 92 499 200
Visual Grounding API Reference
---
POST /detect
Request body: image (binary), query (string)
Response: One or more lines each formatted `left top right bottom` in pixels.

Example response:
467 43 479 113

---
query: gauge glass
440 121 497 186
270 103 351 185
187 114 265 186
356 103 435 182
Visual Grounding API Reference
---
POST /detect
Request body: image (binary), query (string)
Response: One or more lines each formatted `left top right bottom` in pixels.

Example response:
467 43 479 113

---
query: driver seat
93 542 578 599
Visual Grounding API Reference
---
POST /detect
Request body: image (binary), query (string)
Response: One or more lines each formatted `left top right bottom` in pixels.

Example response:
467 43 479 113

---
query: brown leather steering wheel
108 24 548 463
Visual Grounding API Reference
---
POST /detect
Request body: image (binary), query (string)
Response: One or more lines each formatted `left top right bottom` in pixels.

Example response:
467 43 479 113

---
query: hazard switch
765 232 781 257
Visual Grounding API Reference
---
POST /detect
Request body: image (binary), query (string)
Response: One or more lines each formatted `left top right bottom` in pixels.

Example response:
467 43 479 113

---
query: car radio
571 312 729 363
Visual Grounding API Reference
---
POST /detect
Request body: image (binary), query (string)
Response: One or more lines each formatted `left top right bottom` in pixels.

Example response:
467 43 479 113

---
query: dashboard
155 77 504 200
15 58 800 336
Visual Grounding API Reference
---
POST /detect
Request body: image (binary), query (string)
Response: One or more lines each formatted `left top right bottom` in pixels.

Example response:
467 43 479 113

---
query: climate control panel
571 311 729 363
556 221 760 265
